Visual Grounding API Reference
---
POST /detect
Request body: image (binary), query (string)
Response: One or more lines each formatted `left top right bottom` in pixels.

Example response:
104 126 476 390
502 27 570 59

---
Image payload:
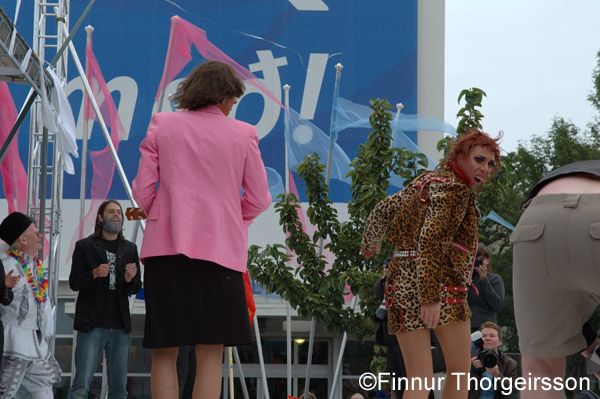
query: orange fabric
243 270 256 325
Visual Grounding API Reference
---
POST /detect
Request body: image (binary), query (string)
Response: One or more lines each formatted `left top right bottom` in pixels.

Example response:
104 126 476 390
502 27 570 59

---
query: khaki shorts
511 193 600 357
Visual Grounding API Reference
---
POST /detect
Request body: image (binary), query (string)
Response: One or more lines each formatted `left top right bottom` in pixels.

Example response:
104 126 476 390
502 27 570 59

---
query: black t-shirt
96 238 125 330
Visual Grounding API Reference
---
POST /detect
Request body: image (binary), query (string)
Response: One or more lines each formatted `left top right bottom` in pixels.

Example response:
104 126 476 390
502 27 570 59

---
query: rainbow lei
6 249 48 303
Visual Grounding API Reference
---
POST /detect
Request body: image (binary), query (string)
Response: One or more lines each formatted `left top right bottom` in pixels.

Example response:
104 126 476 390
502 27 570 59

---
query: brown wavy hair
173 61 245 111
93 199 124 239
446 128 503 174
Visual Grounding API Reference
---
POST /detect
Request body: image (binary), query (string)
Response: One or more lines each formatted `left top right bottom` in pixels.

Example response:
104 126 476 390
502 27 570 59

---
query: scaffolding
0 2 67 321
29 0 70 337
0 7 53 92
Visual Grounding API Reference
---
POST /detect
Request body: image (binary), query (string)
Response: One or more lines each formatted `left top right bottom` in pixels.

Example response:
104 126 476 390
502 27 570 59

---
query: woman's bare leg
192 344 224 399
434 320 471 399
151 347 179 399
396 328 434 399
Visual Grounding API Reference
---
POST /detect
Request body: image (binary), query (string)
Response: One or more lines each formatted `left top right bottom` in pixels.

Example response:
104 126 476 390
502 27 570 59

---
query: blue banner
2 0 418 202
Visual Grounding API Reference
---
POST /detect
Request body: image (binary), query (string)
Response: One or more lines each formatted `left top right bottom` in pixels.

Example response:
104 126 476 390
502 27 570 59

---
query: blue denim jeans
69 328 130 399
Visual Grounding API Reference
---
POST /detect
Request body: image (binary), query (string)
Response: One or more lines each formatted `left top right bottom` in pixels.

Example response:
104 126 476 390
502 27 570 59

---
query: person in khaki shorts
511 160 600 399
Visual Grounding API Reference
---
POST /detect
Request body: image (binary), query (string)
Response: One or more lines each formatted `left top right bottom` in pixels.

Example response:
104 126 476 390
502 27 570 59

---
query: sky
445 0 600 154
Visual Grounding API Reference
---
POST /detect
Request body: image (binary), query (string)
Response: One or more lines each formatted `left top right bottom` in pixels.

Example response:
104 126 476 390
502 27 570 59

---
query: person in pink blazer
132 61 271 399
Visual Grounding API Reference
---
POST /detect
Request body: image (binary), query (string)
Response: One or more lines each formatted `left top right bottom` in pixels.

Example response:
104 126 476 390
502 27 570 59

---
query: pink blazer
132 105 271 272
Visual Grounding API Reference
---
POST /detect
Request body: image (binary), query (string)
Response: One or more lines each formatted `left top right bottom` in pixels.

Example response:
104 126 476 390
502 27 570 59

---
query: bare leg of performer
396 328 433 399
434 320 471 399
193 344 224 399
521 355 566 399
151 347 179 399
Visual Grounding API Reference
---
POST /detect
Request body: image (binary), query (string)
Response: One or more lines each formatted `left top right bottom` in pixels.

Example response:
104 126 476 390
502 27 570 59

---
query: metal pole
130 220 141 243
303 319 316 399
327 296 358 399
283 83 293 398
228 347 234 399
12 0 23 25
324 63 343 184
156 16 179 114
37 126 48 258
78 25 94 239
306 64 343 397
392 102 405 144
287 303 292 397
283 84 290 192
253 313 270 399
232 347 250 399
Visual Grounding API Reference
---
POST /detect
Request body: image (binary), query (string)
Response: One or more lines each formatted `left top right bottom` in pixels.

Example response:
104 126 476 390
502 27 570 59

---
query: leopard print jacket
362 164 480 332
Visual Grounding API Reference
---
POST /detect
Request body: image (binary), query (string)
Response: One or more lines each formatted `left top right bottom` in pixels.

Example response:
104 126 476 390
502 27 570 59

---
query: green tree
437 87 488 159
587 49 600 113
456 87 487 134
248 99 427 340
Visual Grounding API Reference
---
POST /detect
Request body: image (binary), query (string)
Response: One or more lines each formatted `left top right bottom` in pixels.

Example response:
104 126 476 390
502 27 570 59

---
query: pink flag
155 15 283 111
0 82 28 214
84 37 125 141
67 37 126 259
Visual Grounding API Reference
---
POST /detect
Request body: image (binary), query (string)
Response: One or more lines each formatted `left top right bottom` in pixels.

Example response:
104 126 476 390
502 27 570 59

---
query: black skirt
142 254 253 348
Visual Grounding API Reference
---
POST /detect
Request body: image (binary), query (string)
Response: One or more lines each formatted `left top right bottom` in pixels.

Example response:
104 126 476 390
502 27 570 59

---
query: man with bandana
68 200 141 399
0 211 62 398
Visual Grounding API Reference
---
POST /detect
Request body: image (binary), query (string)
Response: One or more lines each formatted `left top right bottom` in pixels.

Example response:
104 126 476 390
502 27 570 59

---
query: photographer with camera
467 243 505 333
469 322 518 399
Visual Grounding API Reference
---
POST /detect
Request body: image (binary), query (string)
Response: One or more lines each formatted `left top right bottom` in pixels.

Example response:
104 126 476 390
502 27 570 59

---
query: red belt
442 297 466 304
442 286 468 304
442 286 468 292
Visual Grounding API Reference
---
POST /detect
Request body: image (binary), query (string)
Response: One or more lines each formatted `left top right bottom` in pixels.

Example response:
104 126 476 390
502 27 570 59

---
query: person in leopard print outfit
362 129 502 399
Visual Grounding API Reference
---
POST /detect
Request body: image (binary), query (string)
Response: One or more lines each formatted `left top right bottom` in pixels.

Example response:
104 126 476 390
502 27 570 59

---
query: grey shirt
467 272 505 330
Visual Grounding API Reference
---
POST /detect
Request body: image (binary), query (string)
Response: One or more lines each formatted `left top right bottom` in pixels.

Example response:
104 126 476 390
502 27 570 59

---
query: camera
472 259 483 281
374 300 388 322
471 331 498 370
